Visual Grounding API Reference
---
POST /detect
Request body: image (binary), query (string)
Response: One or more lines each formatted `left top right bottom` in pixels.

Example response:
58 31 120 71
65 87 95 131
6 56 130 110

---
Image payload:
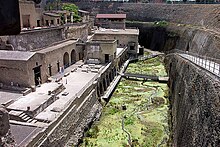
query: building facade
93 28 139 56
95 14 126 29
85 40 117 64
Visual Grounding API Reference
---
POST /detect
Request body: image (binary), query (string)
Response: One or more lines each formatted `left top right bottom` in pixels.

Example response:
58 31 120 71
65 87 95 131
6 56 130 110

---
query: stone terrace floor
0 89 22 105
4 60 105 146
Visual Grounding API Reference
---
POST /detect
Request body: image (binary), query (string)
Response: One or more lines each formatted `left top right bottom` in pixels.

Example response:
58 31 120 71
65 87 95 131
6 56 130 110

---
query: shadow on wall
126 22 179 52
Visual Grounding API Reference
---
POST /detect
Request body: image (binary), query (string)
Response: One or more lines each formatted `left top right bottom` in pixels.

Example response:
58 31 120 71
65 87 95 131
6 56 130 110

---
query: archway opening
71 49 76 65
63 52 69 68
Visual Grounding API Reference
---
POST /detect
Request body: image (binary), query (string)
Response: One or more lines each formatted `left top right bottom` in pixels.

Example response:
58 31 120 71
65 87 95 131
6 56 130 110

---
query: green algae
80 55 170 147
126 56 167 77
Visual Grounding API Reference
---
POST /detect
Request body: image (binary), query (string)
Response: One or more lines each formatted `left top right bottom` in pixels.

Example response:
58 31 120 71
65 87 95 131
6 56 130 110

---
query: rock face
0 105 16 147
165 54 220 147
0 105 10 137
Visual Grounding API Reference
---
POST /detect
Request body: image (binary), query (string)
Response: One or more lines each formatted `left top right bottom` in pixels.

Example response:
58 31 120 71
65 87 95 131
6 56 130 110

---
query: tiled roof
96 14 126 19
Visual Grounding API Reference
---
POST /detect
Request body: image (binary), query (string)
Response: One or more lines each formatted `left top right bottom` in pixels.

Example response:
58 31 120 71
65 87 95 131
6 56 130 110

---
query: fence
165 49 220 78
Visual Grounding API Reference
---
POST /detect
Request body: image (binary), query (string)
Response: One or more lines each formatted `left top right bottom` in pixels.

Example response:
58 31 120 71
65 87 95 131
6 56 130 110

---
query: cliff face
74 2 220 31
165 25 220 60
126 22 220 60
165 54 220 147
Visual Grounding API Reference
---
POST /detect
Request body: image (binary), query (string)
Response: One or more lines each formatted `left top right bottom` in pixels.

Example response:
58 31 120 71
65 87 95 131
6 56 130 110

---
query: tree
62 3 78 15
62 3 81 22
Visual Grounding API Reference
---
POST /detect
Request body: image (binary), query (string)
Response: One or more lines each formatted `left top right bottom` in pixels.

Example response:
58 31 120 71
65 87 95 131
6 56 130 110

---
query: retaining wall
165 54 220 147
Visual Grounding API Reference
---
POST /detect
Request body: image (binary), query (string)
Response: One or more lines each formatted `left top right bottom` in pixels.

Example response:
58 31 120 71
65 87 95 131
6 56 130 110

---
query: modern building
95 14 126 29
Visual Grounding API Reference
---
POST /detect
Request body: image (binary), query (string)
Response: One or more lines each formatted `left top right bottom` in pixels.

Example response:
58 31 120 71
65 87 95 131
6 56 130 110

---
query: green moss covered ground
80 55 170 147
126 56 167 77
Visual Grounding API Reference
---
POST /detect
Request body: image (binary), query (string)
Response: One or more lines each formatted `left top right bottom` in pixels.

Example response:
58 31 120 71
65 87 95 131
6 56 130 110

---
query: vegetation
62 3 81 22
45 2 81 23
126 56 167 76
154 21 169 27
80 52 170 147
62 3 78 14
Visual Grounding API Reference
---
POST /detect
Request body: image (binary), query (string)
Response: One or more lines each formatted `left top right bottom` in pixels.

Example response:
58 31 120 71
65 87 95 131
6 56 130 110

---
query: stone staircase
9 110 51 124
8 83 66 124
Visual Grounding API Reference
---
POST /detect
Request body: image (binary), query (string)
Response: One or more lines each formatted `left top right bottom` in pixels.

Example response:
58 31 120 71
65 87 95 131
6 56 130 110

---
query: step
19 112 26 118
23 116 31 121
32 120 38 123
21 114 28 119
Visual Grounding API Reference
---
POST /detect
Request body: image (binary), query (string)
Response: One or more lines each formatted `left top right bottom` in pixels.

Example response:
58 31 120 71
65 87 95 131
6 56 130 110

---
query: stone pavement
7 61 102 122
0 90 22 105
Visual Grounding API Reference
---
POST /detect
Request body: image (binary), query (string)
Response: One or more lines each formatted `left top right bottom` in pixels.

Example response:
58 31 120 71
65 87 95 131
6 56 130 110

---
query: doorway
71 49 76 64
33 65 42 86
63 52 69 68
37 20 40 27
105 54 109 63
22 15 30 28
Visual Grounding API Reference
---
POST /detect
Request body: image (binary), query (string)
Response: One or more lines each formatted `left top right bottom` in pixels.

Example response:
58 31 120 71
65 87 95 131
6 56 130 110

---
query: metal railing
165 49 220 78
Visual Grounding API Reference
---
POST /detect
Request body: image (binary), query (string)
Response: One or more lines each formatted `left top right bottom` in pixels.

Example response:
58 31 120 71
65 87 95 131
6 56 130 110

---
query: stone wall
165 54 220 147
74 2 220 31
8 27 64 51
0 53 45 87
66 24 89 41
6 24 89 51
27 83 102 147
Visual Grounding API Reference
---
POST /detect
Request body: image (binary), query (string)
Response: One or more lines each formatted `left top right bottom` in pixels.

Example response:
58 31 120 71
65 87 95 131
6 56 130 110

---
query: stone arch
186 43 190 51
103 78 107 91
99 82 104 95
63 52 69 68
71 49 76 65
106 74 110 86
109 72 113 82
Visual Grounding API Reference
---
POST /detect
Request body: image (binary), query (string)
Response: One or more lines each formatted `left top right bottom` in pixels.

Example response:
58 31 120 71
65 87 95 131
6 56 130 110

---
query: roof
52 10 68 14
78 9 89 14
96 14 126 19
44 12 60 17
95 28 139 35
0 50 36 61
37 39 77 54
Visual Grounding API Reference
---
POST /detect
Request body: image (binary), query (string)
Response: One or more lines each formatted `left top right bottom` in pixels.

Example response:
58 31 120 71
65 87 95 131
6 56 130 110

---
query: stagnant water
81 54 170 147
